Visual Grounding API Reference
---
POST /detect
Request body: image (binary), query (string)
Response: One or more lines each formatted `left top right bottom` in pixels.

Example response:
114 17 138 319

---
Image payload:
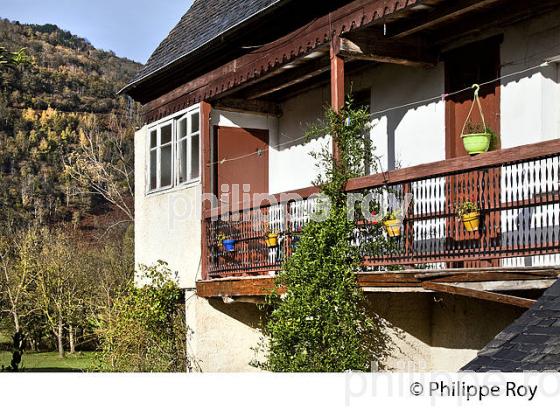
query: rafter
336 36 438 68
213 98 283 116
421 281 536 309
387 0 505 39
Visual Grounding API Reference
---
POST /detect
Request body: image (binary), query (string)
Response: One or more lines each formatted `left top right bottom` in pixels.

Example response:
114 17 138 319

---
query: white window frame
146 105 201 195
175 110 201 187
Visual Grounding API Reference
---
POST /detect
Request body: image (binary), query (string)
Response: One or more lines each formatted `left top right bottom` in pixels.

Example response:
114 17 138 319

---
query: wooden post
330 46 345 112
330 43 344 162
200 101 212 280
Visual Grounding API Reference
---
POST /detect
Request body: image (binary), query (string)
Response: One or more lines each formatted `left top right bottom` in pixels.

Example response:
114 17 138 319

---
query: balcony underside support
196 267 559 304
421 282 536 309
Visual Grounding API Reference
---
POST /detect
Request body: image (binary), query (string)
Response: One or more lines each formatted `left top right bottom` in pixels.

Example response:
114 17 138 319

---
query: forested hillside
0 18 140 228
0 19 144 363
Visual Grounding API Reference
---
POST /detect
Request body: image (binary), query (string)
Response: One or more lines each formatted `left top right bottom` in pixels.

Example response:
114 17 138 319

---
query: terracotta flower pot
383 219 401 237
461 212 480 232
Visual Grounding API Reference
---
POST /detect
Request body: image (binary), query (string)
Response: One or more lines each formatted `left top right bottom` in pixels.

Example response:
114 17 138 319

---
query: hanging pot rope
460 84 487 136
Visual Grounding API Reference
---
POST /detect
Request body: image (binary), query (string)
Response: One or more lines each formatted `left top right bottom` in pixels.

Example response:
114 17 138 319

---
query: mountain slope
0 18 140 111
0 19 141 229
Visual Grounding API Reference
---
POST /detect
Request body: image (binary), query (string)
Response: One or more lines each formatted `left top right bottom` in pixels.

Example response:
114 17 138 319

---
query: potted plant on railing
457 201 481 232
218 233 236 252
265 230 279 248
382 210 402 238
460 84 496 155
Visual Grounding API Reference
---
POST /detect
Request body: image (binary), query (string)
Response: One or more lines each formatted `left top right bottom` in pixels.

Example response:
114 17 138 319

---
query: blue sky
0 0 193 63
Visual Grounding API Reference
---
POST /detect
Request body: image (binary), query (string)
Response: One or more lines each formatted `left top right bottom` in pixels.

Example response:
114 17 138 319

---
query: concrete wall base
185 291 524 372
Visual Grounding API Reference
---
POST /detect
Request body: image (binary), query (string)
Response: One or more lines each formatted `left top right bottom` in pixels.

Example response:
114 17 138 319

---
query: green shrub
95 261 187 372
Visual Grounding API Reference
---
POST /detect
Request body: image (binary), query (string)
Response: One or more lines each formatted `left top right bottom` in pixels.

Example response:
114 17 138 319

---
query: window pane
178 118 187 139
149 150 157 190
161 144 172 187
190 112 200 133
178 139 188 184
190 133 200 180
161 124 172 145
150 130 157 149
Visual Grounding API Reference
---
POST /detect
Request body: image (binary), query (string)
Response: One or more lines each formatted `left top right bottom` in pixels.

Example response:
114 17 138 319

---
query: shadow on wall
208 291 525 352
208 299 266 330
366 292 525 350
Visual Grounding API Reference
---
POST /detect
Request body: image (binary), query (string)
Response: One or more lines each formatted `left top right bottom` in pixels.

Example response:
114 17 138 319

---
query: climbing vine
257 99 393 372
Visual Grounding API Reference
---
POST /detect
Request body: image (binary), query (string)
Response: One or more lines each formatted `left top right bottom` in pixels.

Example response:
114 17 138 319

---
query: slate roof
462 279 560 372
124 0 285 91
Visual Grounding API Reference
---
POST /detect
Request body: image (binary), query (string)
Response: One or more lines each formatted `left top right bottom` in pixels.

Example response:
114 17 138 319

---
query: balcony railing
203 139 560 279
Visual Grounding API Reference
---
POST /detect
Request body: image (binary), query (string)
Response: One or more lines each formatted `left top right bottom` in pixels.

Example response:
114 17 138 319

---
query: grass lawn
0 351 98 372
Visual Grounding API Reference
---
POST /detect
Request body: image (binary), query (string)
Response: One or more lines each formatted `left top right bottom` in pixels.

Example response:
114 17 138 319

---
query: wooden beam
196 276 280 298
421 281 536 309
244 58 331 100
330 45 345 112
449 280 556 292
330 44 345 163
214 98 282 117
337 36 437 68
196 266 558 298
434 0 560 50
414 267 560 281
388 0 504 39
200 101 212 280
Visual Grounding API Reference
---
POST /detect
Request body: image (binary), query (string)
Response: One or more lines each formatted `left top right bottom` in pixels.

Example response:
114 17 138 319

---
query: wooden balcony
199 139 560 299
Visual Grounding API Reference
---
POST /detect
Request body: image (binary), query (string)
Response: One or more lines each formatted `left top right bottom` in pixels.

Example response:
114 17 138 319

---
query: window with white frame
147 107 200 193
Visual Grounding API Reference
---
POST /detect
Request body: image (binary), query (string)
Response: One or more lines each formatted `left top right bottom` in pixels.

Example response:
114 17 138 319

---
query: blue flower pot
290 236 300 251
222 239 236 252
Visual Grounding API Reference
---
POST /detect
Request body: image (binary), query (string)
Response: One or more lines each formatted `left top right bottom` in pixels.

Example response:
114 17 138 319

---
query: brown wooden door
214 126 269 206
445 37 501 158
444 37 501 267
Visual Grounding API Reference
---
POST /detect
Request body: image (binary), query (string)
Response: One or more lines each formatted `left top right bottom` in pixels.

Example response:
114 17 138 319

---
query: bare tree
65 111 138 223
35 229 83 358
0 229 40 334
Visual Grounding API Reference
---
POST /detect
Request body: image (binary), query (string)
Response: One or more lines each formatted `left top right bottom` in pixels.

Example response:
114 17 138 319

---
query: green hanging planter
462 132 491 155
459 84 497 156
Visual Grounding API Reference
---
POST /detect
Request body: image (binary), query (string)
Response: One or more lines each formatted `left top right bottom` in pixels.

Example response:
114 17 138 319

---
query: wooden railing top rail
346 138 560 192
204 138 560 219
204 185 320 219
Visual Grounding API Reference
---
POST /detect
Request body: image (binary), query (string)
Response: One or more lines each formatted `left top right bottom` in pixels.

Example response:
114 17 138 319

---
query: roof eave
119 0 287 98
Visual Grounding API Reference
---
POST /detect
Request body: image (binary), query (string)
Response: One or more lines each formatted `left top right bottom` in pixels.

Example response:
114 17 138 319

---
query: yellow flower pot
265 233 279 248
383 219 401 238
461 212 480 232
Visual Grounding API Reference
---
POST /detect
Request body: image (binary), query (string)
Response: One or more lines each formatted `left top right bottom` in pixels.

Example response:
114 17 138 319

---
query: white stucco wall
350 63 446 170
134 125 202 289
500 10 560 148
186 292 264 372
273 86 332 193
